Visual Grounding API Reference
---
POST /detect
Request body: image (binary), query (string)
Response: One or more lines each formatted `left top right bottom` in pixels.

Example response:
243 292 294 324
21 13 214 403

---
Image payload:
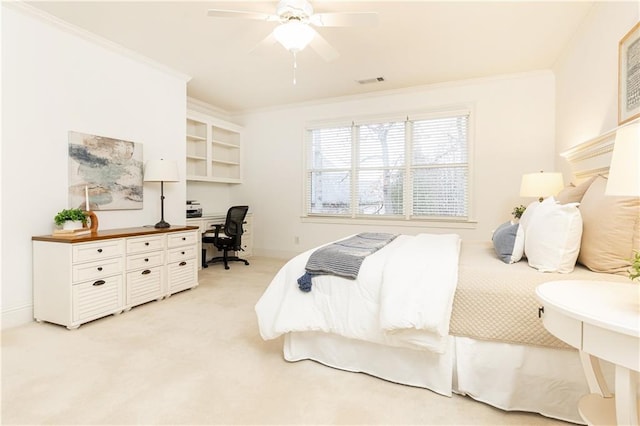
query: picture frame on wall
619 21 640 125
68 131 144 210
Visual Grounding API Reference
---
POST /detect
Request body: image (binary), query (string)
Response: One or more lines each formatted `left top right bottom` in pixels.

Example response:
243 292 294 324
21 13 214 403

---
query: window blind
305 111 470 220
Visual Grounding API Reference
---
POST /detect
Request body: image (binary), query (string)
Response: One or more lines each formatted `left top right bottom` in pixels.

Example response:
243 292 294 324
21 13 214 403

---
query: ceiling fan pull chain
292 51 298 85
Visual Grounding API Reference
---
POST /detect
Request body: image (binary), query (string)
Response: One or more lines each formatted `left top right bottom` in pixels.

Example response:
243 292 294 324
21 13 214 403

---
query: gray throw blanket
297 233 398 292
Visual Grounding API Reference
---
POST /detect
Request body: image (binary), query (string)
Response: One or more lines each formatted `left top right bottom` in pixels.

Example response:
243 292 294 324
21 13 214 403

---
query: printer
186 200 202 218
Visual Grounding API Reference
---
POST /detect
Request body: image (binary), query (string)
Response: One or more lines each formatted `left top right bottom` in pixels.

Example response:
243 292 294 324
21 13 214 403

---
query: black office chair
202 205 250 270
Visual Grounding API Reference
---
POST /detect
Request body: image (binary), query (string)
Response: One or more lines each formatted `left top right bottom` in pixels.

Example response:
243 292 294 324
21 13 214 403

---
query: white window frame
302 107 476 228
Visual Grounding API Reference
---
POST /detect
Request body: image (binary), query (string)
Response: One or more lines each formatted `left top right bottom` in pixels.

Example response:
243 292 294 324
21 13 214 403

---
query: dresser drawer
73 240 124 263
127 250 165 270
72 275 123 323
126 235 165 254
72 257 123 283
126 265 164 307
167 246 196 263
541 305 582 348
168 258 198 293
167 231 198 248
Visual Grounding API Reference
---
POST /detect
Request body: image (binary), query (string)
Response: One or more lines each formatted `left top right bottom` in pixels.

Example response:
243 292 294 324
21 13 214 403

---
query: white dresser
32 226 199 329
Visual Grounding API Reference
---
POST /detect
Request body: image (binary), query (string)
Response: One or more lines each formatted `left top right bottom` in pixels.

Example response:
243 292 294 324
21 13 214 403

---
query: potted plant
511 204 526 221
54 208 88 230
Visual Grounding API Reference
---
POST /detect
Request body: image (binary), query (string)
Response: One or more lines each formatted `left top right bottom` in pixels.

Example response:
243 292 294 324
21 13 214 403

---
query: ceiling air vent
356 77 385 85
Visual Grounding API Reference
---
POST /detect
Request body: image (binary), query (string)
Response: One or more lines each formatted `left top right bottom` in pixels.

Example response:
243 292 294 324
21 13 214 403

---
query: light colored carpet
2 257 568 425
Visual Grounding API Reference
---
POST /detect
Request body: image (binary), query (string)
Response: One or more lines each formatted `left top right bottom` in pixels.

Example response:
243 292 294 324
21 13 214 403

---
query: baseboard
2 304 34 330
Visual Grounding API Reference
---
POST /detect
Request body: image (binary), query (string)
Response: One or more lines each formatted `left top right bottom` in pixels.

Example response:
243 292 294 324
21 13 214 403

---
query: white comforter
255 233 461 353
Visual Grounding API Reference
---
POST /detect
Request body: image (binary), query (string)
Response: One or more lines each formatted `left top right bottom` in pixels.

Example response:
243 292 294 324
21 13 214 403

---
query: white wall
236 72 556 258
554 1 639 175
1 4 189 328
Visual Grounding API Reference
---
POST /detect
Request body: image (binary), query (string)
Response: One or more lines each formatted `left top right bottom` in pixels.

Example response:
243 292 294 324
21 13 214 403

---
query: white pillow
524 199 582 273
518 197 553 259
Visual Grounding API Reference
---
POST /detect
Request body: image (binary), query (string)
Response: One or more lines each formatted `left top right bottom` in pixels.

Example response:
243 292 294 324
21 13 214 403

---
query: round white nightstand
536 280 640 426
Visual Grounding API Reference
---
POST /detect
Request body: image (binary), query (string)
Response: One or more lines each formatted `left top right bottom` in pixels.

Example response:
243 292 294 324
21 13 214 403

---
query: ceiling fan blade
308 29 340 62
248 32 278 55
309 12 378 27
207 9 279 22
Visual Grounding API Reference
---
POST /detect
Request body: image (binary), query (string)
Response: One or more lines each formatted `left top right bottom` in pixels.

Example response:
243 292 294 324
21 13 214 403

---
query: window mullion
351 124 358 219
405 119 412 220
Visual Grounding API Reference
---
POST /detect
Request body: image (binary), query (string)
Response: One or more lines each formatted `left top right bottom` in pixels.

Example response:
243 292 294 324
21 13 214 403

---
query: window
305 110 470 221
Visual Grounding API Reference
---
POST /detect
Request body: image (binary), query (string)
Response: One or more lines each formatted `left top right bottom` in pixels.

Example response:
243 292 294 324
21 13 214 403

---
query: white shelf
186 111 243 183
212 159 240 166
212 139 239 148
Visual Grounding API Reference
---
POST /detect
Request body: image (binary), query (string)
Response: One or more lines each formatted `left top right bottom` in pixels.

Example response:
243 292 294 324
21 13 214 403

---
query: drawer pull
144 258 149 262
97 267 103 271
145 242 150 246
538 306 544 318
179 261 187 266
97 248 103 253
93 280 106 286
142 269 151 275
181 251 185 255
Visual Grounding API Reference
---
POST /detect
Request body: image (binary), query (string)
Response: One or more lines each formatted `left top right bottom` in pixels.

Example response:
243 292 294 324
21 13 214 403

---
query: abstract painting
68 131 143 210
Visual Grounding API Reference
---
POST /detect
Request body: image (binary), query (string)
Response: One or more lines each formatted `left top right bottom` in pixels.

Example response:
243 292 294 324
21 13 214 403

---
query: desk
186 214 253 269
536 280 640 425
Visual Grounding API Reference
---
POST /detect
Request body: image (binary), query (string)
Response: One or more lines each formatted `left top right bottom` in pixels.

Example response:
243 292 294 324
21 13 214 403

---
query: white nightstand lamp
606 120 640 197
144 159 179 229
520 171 564 202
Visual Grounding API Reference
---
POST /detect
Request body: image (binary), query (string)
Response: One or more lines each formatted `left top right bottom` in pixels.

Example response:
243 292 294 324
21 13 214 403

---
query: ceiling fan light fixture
273 20 315 52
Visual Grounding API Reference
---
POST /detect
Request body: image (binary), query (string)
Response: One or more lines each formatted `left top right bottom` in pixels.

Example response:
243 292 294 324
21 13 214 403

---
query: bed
255 130 639 424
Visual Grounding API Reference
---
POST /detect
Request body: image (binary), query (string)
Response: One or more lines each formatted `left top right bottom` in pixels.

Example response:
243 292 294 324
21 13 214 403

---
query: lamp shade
144 159 179 182
520 171 564 200
273 20 315 52
606 121 640 196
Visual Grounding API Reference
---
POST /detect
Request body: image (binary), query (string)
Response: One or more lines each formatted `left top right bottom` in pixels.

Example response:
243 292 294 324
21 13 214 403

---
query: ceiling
25 1 596 113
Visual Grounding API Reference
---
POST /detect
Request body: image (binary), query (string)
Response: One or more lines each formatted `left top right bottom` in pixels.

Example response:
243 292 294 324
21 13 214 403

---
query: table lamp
520 171 564 202
144 159 179 228
606 121 640 197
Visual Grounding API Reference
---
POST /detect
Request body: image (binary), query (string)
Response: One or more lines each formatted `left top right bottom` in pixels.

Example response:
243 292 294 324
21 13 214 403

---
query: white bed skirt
284 332 614 424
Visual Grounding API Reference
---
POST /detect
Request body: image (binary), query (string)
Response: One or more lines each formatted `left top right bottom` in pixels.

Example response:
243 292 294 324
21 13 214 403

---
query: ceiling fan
207 0 378 64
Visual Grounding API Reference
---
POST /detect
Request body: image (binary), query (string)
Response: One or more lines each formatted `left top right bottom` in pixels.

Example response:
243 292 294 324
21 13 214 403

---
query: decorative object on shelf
520 171 564 202
54 208 87 230
144 159 179 228
619 21 640 125
511 204 526 220
606 120 640 282
68 131 143 210
84 210 99 234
